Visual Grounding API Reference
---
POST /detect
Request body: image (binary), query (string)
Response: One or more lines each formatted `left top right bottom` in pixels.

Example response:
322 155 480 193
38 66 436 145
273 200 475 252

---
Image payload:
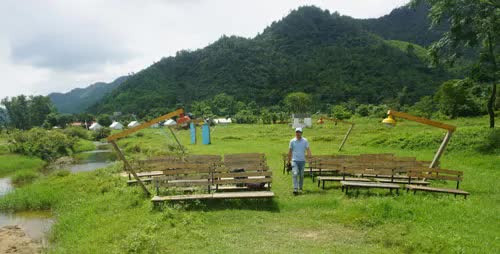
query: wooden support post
338 124 354 152
168 127 185 155
430 130 452 168
110 141 151 196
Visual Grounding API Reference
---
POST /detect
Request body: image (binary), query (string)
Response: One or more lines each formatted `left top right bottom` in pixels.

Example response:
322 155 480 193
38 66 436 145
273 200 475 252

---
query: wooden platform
317 176 370 189
406 185 469 198
127 178 153 185
341 181 400 194
151 191 275 202
374 178 429 185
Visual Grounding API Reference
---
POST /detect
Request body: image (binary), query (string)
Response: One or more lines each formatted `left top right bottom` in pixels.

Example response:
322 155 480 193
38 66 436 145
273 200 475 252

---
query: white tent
109 121 123 130
215 118 232 124
150 123 160 128
128 121 140 128
164 119 177 126
89 122 102 131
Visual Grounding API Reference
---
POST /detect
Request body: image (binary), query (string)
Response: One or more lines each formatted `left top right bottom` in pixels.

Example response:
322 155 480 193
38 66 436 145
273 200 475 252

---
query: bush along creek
0 128 117 251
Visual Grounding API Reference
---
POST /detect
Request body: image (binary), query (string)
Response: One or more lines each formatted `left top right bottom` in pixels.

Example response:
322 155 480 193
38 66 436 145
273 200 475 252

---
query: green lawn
0 116 498 253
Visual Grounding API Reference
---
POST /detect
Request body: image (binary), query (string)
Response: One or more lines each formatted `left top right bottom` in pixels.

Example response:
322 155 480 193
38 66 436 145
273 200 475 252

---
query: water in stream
0 141 116 244
0 178 54 243
69 142 116 173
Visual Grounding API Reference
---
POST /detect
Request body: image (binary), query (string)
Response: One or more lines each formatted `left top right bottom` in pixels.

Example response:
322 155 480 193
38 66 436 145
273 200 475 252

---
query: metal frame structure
107 108 185 195
383 110 456 168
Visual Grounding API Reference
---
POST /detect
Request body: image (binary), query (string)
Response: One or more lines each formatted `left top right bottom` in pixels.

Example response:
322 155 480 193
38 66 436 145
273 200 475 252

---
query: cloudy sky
0 0 410 98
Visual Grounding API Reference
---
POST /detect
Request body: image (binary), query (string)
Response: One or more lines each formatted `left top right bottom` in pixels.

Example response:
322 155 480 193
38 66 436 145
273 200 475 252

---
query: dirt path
0 225 41 254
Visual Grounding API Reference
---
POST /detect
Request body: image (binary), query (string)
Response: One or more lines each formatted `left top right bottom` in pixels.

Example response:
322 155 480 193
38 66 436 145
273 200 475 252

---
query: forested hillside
360 3 446 46
49 76 128 113
89 5 452 117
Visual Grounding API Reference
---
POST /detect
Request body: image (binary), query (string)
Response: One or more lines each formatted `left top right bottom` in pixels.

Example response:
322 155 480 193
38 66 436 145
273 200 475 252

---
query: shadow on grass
154 198 280 213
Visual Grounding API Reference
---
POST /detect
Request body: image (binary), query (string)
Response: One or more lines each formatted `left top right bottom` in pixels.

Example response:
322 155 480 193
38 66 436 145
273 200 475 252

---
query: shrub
356 104 371 117
92 128 111 141
8 128 76 161
408 96 436 118
331 105 352 120
260 109 273 124
63 126 89 139
234 110 258 124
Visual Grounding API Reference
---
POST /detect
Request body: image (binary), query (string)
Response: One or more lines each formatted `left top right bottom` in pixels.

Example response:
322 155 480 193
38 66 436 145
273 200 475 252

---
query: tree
29 95 54 127
284 92 312 113
435 79 482 118
1 95 30 129
211 93 236 116
413 0 499 127
0 107 8 128
57 114 74 128
97 114 112 127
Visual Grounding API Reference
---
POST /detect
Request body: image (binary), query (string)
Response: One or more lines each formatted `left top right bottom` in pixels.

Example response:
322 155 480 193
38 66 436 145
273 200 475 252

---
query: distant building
70 122 83 127
109 121 124 130
127 121 140 128
292 113 312 129
214 118 232 125
89 122 102 131
164 119 177 126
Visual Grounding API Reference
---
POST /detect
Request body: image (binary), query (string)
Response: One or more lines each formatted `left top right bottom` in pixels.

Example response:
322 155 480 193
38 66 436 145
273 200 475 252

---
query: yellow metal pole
110 140 150 196
338 124 354 152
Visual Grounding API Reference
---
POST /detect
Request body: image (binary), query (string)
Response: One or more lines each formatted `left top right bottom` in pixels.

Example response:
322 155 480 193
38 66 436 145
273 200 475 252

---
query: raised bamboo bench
152 191 274 202
406 168 469 199
151 153 274 202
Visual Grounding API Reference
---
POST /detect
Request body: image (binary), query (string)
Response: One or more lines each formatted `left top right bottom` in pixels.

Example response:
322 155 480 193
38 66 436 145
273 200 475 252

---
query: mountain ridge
51 3 448 115
89 5 452 117
49 76 128 114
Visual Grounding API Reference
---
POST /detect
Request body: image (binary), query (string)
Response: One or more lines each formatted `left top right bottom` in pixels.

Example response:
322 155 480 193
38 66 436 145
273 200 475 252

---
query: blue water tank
202 124 211 145
190 122 196 144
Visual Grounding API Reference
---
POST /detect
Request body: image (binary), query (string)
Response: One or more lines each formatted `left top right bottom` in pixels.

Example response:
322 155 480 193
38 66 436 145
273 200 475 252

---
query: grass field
0 116 498 253
0 137 46 178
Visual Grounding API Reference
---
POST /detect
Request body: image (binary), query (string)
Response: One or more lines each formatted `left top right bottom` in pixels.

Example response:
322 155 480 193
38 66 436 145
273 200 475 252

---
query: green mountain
360 3 447 46
49 76 128 113
89 5 452 117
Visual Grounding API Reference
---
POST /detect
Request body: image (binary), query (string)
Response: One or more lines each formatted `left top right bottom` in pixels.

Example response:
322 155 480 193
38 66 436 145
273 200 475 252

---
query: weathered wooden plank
341 181 400 189
409 173 461 181
423 168 463 175
159 174 211 180
162 168 213 175
158 180 211 187
317 176 371 182
213 172 272 178
151 191 274 202
406 185 469 195
152 194 213 201
212 191 274 199
213 178 272 185
375 178 429 185
224 153 265 158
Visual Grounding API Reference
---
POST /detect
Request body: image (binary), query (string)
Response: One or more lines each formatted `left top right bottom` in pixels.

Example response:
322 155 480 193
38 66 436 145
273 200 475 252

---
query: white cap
295 127 303 133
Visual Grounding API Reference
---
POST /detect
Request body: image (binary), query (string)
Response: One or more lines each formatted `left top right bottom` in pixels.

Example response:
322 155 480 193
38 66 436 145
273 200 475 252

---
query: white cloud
0 0 410 97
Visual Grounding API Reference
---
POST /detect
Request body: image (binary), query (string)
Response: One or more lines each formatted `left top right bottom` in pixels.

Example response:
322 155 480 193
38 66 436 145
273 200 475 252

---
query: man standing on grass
288 127 312 195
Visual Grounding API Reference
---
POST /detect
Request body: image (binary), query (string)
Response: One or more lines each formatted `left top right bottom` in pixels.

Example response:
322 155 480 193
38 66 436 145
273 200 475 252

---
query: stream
0 141 116 245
